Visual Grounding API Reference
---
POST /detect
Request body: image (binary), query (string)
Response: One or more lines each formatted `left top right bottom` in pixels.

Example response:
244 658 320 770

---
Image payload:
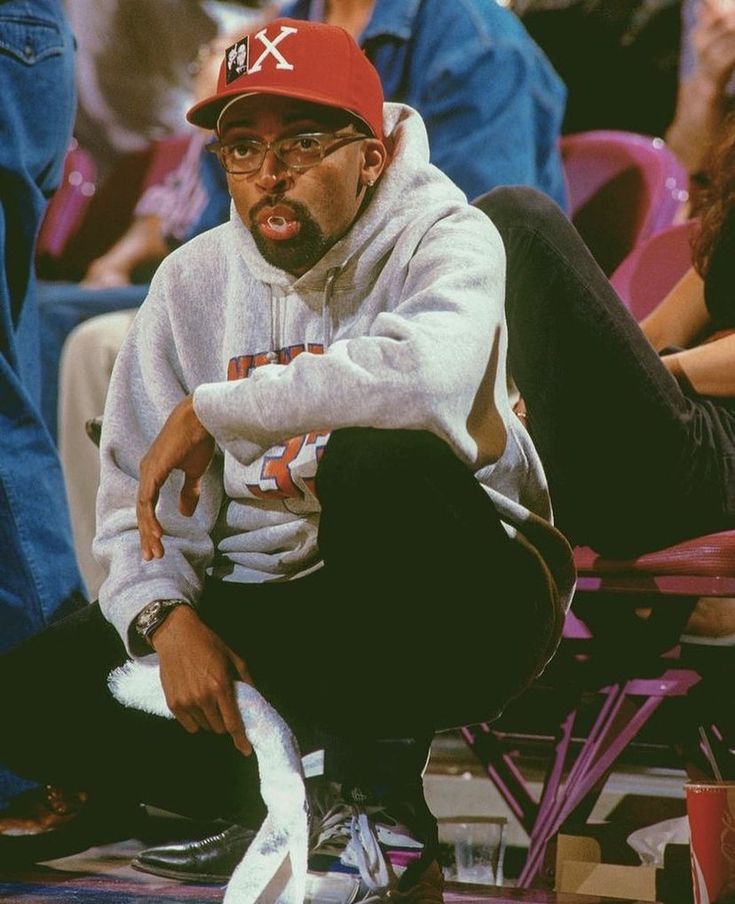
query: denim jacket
282 0 568 207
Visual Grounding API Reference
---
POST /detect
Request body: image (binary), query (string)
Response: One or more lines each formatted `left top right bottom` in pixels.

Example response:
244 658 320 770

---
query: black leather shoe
131 823 257 883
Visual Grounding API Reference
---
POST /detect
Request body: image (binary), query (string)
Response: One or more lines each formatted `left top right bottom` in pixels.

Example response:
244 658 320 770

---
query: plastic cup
437 816 506 886
685 781 735 903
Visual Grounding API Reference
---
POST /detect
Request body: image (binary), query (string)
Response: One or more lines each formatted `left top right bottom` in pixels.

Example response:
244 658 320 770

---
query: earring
366 179 375 187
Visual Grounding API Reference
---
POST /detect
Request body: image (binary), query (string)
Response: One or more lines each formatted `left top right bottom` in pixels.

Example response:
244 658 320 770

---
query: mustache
249 196 312 224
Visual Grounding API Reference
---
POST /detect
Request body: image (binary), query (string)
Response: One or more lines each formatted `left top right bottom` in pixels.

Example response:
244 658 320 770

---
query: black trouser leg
475 186 721 556
0 602 264 824
0 428 558 821
205 428 559 736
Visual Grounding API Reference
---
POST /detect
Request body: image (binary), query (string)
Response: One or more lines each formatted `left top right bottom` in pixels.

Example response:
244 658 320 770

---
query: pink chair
37 132 194 282
36 140 97 276
461 216 735 890
610 218 699 319
561 130 688 275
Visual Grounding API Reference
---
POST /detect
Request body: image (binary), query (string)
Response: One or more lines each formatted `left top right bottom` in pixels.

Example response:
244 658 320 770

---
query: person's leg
0 0 87 806
37 282 147 439
58 309 138 597
476 185 718 556
204 427 558 741
0 603 265 832
193 427 558 889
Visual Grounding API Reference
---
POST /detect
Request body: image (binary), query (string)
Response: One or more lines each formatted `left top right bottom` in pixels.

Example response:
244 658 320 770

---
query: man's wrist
133 598 194 650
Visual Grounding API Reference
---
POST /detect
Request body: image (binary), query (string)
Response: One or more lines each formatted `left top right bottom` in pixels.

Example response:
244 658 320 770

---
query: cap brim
187 87 376 136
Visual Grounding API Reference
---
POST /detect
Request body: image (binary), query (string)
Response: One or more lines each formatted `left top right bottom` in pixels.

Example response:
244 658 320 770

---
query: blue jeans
38 282 148 439
0 0 85 804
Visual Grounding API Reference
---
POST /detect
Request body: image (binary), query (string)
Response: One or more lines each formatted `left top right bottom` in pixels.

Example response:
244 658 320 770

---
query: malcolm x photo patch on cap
225 26 299 84
225 38 249 83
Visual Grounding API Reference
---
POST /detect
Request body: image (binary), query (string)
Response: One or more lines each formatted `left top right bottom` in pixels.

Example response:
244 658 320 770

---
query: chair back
37 132 194 282
36 140 97 276
561 130 688 275
610 218 698 321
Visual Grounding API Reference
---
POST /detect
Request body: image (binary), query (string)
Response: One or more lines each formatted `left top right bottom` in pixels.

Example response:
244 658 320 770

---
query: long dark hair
692 111 735 277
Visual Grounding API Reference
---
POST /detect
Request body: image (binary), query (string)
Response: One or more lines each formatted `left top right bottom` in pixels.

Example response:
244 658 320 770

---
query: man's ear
361 138 388 187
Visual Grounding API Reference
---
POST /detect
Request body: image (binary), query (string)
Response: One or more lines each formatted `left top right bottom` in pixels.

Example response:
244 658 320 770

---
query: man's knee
473 184 563 234
316 427 455 499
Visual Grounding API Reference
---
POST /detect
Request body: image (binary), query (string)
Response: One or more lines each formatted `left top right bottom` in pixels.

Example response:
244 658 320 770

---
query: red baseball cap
187 18 384 139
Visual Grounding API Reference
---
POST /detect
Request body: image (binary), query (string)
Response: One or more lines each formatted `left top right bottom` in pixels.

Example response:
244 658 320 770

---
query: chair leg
460 724 539 834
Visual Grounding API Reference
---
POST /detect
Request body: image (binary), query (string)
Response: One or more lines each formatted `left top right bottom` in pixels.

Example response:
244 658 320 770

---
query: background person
0 0 87 815
476 114 735 560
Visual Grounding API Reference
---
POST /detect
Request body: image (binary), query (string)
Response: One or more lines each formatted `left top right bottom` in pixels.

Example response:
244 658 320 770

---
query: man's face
218 95 385 275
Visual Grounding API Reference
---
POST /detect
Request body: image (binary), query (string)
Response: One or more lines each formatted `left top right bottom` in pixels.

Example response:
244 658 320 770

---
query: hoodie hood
227 103 467 293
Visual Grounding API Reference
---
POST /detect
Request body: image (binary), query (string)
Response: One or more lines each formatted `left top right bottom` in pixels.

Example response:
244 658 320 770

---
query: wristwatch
134 598 192 647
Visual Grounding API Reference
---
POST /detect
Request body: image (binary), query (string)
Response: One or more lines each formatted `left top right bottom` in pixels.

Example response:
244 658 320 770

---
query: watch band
134 598 192 646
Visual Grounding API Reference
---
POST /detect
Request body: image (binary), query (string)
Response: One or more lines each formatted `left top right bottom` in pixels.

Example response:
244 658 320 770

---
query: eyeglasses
206 131 366 175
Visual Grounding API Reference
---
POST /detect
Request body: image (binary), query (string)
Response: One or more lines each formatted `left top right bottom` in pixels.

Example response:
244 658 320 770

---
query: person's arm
639 264 735 396
149 602 253 755
94 261 225 652
190 208 508 477
93 261 254 751
666 0 735 174
81 214 169 288
137 206 508 565
639 265 712 350
662 331 735 396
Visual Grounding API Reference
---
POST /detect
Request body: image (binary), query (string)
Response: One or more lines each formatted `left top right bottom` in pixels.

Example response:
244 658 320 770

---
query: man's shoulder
148 222 242 298
164 222 233 269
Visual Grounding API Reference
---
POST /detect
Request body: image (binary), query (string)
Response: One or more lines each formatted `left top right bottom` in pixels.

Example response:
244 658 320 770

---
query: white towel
108 660 308 904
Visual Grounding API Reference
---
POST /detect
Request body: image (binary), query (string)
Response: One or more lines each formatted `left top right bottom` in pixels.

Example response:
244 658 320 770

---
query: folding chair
461 218 735 888
561 130 688 275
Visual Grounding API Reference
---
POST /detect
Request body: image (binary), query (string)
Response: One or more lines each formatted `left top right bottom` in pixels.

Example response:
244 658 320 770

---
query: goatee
250 198 330 274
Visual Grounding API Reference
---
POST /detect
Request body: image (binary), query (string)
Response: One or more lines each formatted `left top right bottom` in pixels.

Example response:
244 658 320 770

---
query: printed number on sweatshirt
227 344 328 500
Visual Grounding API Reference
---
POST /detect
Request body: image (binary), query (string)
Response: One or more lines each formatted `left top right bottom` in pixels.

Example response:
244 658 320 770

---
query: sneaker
306 781 443 903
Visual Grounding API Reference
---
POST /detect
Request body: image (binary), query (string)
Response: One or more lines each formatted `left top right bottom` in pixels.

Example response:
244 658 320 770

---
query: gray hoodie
95 103 576 656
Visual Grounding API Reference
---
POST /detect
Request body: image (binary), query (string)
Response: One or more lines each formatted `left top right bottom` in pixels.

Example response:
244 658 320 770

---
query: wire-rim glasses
206 131 366 175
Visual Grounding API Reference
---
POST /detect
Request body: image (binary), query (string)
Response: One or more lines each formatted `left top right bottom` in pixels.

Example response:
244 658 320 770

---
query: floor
0 732 684 903
0 842 652 904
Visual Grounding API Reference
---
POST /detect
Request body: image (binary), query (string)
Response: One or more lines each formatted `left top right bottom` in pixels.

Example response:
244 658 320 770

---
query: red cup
686 782 735 903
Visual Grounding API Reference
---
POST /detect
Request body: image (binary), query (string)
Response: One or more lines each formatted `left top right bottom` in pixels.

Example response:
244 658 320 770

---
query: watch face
137 601 164 636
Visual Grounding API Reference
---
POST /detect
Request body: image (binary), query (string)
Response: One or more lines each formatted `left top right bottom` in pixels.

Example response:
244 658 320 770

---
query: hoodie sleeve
193 207 509 471
94 267 224 656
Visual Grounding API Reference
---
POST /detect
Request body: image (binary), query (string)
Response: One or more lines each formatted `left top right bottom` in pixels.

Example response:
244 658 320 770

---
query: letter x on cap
186 18 384 140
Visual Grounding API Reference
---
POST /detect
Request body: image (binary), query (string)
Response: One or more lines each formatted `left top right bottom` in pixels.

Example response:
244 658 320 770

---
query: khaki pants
58 309 137 598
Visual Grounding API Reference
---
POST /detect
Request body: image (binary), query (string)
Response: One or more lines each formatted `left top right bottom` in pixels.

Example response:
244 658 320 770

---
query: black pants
475 186 735 557
0 427 557 822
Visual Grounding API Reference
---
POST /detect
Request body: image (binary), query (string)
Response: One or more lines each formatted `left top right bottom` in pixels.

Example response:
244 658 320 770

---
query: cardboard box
555 833 692 903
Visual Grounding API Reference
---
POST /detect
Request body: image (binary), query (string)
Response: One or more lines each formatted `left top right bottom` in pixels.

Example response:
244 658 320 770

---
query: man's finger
220 691 252 756
229 651 254 686
180 473 202 517
171 705 204 735
199 698 227 735
137 468 165 559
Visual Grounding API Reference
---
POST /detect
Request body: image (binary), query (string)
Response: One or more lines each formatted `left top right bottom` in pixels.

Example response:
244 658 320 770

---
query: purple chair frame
462 533 735 888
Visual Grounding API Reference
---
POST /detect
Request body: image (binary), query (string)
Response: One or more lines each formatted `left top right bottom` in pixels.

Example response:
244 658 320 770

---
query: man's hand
151 604 253 756
137 395 215 560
